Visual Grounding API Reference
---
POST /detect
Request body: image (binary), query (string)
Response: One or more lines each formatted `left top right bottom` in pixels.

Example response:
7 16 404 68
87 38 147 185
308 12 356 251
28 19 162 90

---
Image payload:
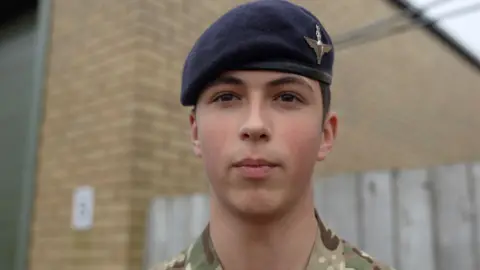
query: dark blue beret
180 0 335 106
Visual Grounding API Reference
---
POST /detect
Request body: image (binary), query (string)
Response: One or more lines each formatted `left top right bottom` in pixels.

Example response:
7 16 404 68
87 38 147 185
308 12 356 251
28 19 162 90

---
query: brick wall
30 1 138 269
29 0 480 269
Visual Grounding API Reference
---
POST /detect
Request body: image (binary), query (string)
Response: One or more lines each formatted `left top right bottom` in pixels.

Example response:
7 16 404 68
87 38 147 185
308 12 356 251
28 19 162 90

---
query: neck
209 193 318 270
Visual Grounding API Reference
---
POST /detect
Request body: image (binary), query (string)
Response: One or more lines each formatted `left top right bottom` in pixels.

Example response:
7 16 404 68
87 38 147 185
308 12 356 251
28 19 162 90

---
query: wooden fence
143 162 480 270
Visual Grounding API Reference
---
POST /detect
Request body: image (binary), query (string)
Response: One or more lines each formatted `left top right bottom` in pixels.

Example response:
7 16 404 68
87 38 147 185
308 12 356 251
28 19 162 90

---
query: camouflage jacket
151 212 395 270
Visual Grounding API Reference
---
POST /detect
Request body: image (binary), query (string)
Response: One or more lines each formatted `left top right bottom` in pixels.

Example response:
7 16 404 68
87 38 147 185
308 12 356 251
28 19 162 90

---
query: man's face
190 70 337 219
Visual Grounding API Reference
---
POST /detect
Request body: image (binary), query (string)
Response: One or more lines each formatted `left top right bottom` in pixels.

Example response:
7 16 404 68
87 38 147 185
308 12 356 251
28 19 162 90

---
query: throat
209 210 318 270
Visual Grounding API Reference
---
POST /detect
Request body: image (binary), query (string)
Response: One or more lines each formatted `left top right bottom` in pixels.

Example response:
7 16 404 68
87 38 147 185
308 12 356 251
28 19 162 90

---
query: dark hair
319 82 331 124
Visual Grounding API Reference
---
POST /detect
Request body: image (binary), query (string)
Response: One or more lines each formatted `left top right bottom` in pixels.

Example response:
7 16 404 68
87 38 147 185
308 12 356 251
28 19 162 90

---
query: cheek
197 116 235 171
279 118 322 166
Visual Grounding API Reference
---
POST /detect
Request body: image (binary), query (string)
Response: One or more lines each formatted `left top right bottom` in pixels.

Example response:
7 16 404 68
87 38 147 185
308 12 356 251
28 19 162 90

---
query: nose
239 104 271 142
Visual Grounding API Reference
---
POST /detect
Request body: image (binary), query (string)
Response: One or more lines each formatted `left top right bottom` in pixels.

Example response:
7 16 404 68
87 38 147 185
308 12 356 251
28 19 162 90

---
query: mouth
232 158 279 179
232 158 279 168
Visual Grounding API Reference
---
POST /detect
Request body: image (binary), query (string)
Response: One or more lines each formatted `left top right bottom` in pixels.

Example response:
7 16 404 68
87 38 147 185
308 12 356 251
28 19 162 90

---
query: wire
334 2 480 51
332 0 455 46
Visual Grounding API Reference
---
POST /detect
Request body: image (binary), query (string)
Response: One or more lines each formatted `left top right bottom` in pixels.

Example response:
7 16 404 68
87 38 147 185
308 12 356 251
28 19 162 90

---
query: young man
153 1 395 269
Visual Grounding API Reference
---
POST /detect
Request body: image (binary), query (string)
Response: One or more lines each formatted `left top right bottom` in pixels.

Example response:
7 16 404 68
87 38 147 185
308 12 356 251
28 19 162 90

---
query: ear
317 112 338 161
189 111 202 158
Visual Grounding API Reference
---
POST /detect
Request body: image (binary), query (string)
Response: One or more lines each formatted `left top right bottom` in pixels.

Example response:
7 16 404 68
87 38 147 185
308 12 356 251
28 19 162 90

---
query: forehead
210 70 319 90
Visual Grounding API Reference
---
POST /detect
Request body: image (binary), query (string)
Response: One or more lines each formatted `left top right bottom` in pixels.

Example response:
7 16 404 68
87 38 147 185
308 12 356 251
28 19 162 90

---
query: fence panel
396 169 435 270
432 164 475 270
315 173 360 246
144 162 480 270
360 171 395 264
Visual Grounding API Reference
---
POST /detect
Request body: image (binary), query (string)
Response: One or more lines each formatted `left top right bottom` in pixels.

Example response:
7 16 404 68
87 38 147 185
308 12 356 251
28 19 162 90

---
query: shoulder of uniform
341 240 396 270
148 251 189 270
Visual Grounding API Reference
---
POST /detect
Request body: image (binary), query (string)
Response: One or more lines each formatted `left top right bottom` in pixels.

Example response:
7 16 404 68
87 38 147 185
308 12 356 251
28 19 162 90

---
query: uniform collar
185 210 347 270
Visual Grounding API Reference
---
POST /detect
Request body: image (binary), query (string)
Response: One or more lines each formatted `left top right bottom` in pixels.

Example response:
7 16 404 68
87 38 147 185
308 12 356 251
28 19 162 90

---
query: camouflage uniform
150 211 395 270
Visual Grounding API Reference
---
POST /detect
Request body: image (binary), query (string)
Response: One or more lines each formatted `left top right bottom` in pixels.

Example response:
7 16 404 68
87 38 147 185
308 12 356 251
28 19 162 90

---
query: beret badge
304 24 332 65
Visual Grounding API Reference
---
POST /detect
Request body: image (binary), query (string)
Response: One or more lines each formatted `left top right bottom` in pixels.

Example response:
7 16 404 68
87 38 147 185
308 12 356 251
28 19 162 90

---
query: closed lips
233 159 278 167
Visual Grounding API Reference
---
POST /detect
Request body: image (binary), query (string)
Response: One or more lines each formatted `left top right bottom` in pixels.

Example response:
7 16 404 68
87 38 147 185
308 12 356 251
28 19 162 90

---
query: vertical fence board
167 196 192 258
315 174 359 246
472 163 480 268
189 193 210 242
361 171 394 266
433 164 475 270
313 177 325 212
144 198 168 269
396 169 435 270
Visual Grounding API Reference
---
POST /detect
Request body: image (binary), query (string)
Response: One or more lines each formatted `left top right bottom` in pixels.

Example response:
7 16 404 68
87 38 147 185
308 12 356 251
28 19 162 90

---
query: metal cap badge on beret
180 0 335 106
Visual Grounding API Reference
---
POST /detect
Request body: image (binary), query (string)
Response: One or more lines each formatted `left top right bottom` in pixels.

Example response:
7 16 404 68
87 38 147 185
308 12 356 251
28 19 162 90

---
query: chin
227 189 289 221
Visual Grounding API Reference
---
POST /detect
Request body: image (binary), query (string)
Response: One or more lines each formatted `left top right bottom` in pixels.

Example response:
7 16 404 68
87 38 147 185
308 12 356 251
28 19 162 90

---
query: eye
274 92 302 103
212 92 240 103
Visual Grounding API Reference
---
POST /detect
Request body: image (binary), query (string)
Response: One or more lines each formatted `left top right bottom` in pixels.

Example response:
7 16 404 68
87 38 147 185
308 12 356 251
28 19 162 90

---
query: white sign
71 186 95 230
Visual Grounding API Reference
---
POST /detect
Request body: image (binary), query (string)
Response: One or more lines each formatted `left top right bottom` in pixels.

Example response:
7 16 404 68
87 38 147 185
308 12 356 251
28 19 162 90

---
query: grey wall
0 11 37 270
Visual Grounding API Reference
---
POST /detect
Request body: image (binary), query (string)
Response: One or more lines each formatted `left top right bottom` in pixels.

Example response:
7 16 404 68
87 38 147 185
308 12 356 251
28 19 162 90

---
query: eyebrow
207 74 313 91
266 76 313 92
207 75 245 88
